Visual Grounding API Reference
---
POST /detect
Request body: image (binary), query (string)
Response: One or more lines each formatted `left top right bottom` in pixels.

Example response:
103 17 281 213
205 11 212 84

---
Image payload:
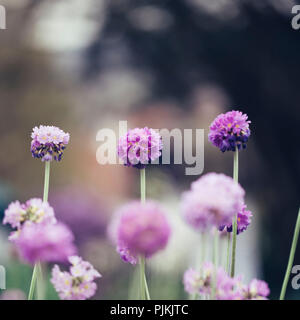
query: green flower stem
280 207 300 300
230 149 239 277
201 232 206 264
226 233 231 274
139 168 150 300
211 229 219 299
28 161 51 300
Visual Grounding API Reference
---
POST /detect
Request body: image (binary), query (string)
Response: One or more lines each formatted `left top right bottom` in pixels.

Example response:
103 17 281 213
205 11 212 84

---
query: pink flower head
51 256 101 300
31 125 70 162
117 245 138 265
117 127 163 169
3 198 57 241
246 279 270 300
117 201 171 257
219 204 252 235
181 173 245 231
208 110 251 152
15 222 76 264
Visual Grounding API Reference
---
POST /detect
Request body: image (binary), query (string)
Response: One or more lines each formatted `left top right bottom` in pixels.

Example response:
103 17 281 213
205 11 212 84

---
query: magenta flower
3 198 57 241
208 110 251 152
181 173 245 231
219 204 252 235
15 222 76 264
31 125 70 162
117 127 163 169
117 201 171 257
51 256 101 300
117 245 138 265
245 279 270 300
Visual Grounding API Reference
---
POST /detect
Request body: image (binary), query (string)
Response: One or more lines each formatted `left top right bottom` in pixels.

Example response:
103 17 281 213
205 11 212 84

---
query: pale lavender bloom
0 289 26 300
15 222 76 264
246 279 270 300
208 110 251 152
182 173 245 231
51 256 101 300
3 201 26 229
117 201 171 257
117 127 163 169
31 125 70 162
183 268 203 295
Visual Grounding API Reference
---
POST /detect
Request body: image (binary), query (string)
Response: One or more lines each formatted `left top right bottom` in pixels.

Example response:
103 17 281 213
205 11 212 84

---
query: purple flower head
117 201 171 258
117 127 163 169
117 245 138 265
245 279 270 300
51 256 101 300
31 125 70 162
15 222 76 264
208 110 251 152
181 173 245 231
3 198 57 241
219 204 252 235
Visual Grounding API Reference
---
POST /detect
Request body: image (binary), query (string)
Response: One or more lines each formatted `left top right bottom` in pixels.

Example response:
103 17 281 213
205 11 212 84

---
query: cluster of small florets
117 127 163 169
183 263 270 300
31 125 70 162
181 173 245 231
219 204 252 235
3 198 56 241
51 256 101 300
208 110 251 152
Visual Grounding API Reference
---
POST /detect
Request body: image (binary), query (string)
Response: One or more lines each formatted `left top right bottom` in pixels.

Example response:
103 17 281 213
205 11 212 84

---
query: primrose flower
31 125 70 162
219 204 252 235
208 110 251 152
117 127 163 169
117 201 171 257
117 245 138 265
181 173 245 231
15 222 76 264
51 256 101 300
3 198 56 241
244 279 270 300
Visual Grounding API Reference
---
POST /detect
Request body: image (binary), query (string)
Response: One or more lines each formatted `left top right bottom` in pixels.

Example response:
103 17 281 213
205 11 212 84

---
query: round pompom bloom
117 127 163 169
181 173 245 231
208 110 251 152
15 222 76 264
51 256 101 300
117 201 171 257
31 125 70 162
2 198 57 241
219 204 252 235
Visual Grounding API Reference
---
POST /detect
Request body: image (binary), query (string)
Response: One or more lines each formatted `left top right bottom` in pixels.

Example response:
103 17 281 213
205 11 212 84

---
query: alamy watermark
0 265 5 290
96 121 204 175
0 5 6 30
291 5 300 30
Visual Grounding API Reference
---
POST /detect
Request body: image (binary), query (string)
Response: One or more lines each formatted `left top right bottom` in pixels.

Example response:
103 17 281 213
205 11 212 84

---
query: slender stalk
139 168 150 300
28 161 51 300
211 229 219 299
201 232 206 264
230 149 239 277
280 208 300 300
226 233 231 274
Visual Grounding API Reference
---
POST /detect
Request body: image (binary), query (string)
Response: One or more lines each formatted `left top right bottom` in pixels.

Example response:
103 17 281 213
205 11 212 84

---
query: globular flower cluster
181 173 245 231
116 201 171 258
3 198 56 241
219 204 252 235
16 222 76 264
117 127 163 169
183 263 270 300
31 125 70 162
208 110 251 152
51 256 101 300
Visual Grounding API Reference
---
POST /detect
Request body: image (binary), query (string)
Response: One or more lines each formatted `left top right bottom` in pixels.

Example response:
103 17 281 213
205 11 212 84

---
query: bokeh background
0 0 300 300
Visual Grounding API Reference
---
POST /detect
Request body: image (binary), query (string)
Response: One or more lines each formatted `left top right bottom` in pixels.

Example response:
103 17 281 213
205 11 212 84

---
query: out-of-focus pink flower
15 222 76 264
